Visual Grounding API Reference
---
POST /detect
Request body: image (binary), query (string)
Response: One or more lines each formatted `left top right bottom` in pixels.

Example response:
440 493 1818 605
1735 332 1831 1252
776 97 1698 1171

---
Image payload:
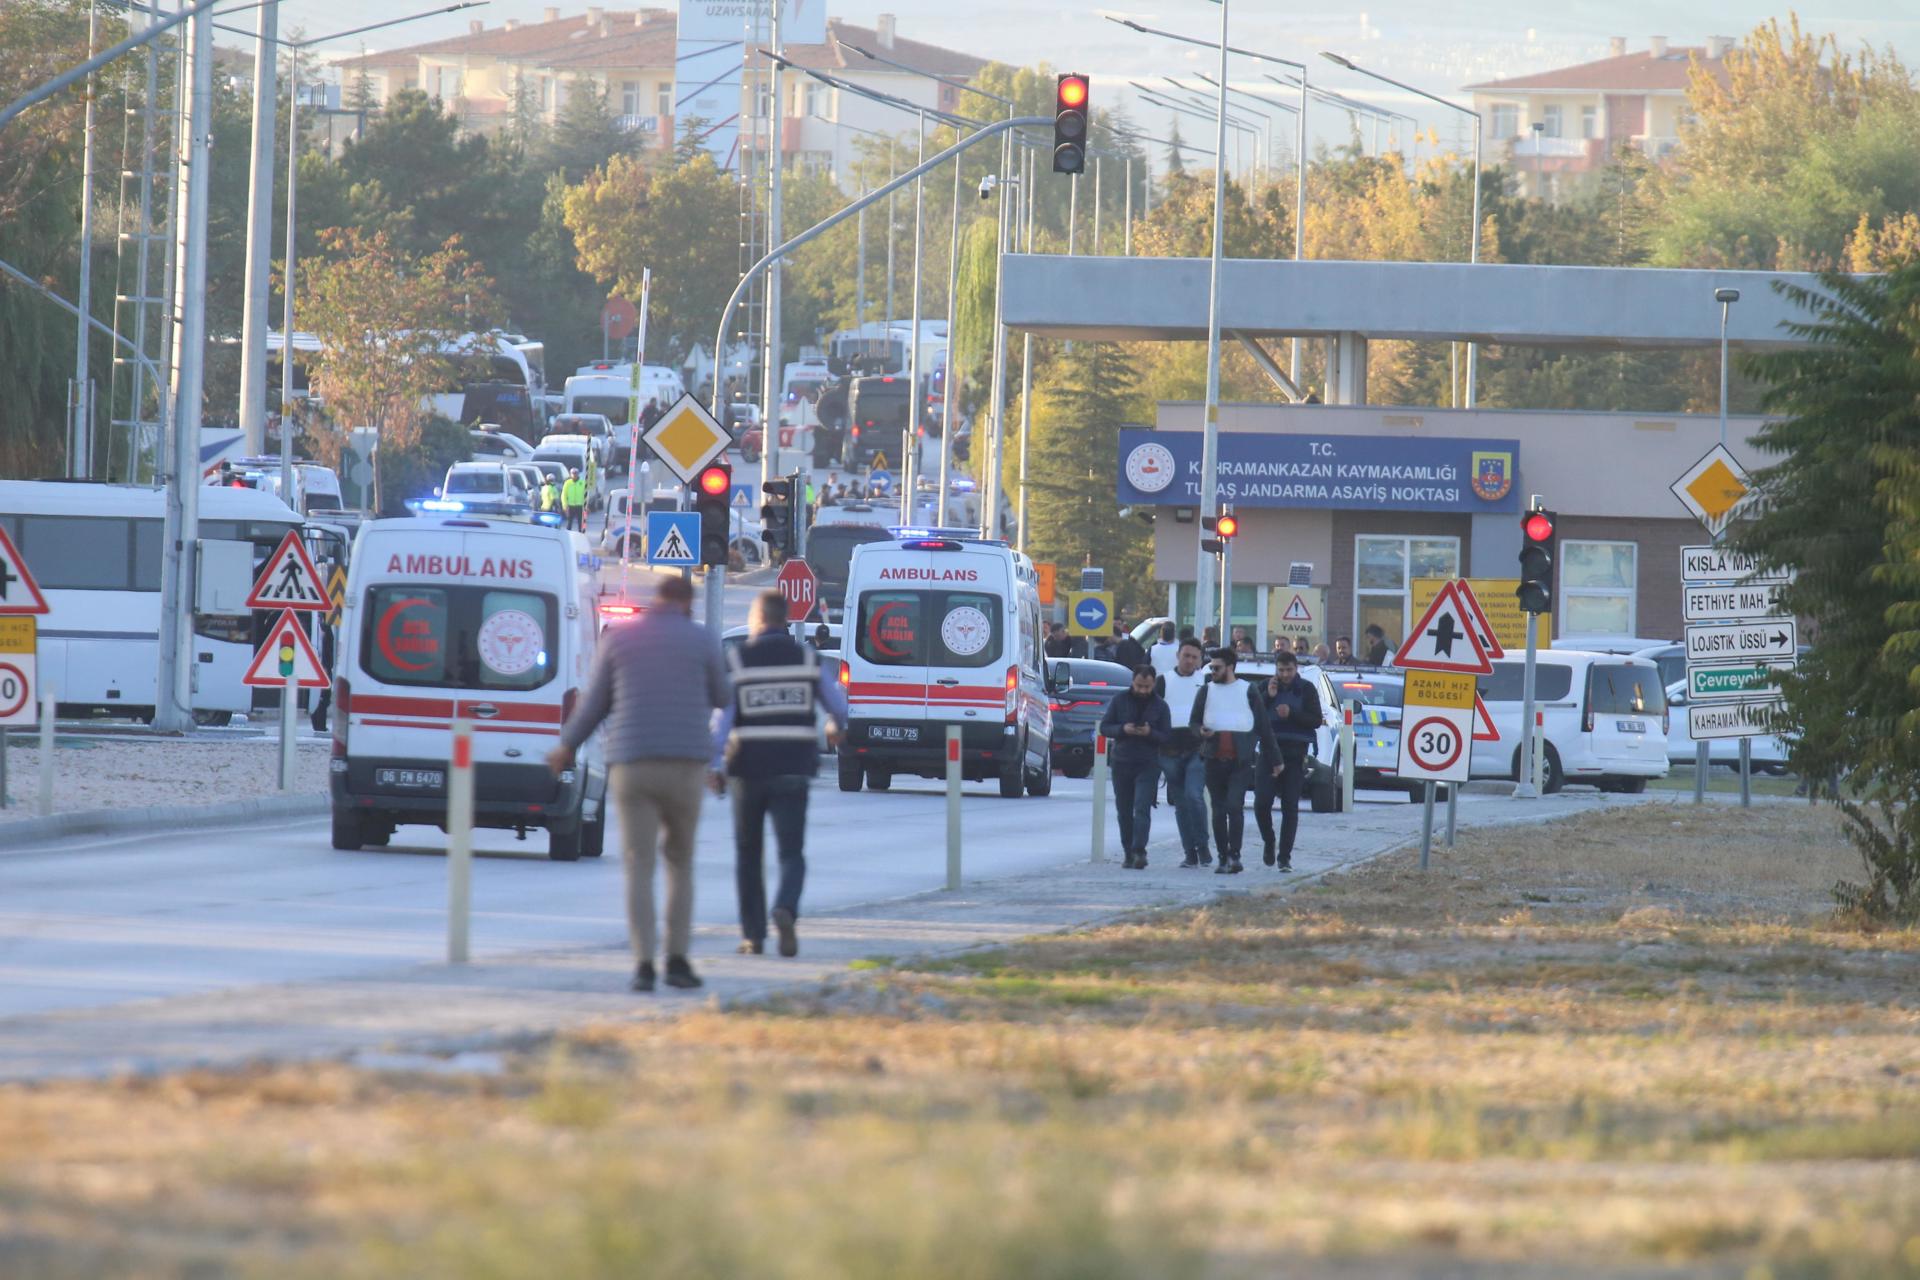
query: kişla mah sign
1116 430 1523 514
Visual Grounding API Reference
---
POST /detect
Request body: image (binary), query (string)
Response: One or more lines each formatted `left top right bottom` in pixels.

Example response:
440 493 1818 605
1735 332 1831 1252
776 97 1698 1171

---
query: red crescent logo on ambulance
377 596 436 672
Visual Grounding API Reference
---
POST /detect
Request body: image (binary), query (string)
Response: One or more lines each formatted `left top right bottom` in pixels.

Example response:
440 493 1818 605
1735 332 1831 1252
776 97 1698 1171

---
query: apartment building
1465 36 1736 201
332 8 986 186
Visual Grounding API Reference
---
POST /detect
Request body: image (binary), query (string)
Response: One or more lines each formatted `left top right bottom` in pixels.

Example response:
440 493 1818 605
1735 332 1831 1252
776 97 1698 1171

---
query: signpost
1683 620 1796 664
641 393 731 485
1680 545 1792 587
1067 590 1113 638
776 558 819 624
1669 444 1753 539
0 533 48 810
1267 586 1326 651
246 532 331 789
1412 577 1549 652
1393 581 1494 869
246 529 330 612
1688 698 1784 741
646 511 701 567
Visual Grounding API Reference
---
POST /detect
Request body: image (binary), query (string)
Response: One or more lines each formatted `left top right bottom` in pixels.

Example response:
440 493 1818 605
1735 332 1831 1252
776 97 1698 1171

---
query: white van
838 534 1053 797
329 516 608 859
1469 650 1670 793
566 363 684 454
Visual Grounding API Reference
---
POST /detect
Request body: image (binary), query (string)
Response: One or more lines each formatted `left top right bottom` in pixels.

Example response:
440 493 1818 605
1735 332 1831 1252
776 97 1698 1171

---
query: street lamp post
1320 52 1482 405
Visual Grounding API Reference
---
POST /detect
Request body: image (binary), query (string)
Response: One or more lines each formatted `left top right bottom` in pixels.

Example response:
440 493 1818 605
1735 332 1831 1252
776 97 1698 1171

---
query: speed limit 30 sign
1396 669 1476 785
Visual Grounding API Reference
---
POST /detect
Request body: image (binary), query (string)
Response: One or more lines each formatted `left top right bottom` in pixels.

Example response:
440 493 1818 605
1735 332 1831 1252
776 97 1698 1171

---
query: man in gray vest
710 591 848 957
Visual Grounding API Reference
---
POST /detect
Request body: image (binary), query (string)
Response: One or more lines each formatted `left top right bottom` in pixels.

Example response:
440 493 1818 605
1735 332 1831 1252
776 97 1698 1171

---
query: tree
1735 264 1920 921
1016 343 1156 619
296 228 498 506
562 150 739 363
1164 120 1186 176
537 77 638 186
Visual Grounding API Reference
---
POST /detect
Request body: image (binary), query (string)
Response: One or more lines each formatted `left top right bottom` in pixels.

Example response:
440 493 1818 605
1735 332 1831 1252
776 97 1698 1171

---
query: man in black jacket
1098 665 1171 869
1254 650 1325 872
1110 623 1148 672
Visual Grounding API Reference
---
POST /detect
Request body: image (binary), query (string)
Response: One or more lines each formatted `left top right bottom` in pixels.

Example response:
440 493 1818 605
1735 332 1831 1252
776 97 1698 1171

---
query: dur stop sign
777 559 819 623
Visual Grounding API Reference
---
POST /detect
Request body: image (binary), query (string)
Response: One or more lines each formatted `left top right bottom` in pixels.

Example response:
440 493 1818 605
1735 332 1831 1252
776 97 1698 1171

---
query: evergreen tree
1017 343 1155 619
1164 120 1185 175
1736 264 1920 921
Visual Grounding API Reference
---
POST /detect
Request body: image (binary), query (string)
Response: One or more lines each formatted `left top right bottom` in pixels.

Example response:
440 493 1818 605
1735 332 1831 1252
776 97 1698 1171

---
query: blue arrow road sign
867 468 893 492
1074 593 1109 632
647 511 700 566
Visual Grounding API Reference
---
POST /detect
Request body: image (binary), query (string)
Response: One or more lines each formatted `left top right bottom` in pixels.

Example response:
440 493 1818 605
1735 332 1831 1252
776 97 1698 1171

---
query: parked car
1318 668 1427 799
470 426 535 463
544 413 619 468
1470 651 1669 793
1045 657 1134 778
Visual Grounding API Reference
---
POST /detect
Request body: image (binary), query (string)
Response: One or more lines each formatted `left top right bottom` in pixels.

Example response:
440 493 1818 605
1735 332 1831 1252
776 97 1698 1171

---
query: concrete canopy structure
1001 256 1827 352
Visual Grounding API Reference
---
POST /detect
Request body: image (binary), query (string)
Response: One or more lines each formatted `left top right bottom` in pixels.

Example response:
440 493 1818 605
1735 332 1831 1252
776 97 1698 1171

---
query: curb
1 794 329 849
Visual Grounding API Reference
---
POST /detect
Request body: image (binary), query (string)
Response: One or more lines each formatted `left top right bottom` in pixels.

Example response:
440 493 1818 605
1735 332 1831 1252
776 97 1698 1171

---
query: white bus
0 480 305 725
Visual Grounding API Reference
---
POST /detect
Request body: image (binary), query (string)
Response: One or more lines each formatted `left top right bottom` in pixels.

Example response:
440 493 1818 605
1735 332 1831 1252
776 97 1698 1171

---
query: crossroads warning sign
1392 580 1495 675
0 526 50 615
247 530 330 612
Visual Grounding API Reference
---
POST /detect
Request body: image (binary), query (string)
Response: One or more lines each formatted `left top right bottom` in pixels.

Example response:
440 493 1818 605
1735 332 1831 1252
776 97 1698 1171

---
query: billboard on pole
674 0 827 173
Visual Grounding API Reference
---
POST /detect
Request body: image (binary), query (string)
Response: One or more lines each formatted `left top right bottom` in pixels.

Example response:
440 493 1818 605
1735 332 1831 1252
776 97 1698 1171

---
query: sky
279 0 1920 162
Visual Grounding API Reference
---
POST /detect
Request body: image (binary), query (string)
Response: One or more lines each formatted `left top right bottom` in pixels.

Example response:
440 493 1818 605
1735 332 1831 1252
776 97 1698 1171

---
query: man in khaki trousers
550 575 730 992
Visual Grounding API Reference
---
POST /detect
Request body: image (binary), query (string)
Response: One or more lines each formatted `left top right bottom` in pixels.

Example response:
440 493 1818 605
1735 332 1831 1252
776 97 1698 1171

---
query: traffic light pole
1513 612 1540 800
1219 540 1233 642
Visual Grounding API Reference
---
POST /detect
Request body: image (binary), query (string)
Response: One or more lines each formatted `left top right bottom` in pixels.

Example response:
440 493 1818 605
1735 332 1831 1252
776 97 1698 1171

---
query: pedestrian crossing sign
646 510 700 566
247 530 330 612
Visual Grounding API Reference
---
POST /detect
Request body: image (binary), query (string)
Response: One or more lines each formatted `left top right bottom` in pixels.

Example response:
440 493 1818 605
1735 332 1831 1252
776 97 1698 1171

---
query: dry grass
4 803 1920 1278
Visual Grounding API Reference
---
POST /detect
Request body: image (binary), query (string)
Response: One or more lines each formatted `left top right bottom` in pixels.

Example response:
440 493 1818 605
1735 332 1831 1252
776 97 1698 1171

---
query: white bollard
1533 710 1546 793
279 668 297 791
447 717 475 963
1339 703 1356 814
1090 731 1108 863
945 726 962 891
37 682 54 817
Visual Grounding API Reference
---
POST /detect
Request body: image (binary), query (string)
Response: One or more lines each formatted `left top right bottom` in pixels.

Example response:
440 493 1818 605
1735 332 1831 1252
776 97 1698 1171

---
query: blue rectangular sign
646 511 700 565
1117 430 1522 514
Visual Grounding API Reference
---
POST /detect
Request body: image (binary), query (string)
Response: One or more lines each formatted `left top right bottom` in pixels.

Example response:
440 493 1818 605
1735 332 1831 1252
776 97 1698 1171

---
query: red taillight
850 425 860 438
332 677 350 758
1662 707 1670 733
1005 664 1020 724
838 660 849 687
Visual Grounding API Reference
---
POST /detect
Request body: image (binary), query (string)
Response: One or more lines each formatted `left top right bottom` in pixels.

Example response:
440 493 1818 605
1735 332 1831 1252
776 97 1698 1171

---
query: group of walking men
1099 626 1324 874
548 579 841 992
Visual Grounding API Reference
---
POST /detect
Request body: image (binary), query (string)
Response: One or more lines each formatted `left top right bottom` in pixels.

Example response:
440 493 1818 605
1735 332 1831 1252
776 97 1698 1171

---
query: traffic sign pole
945 726 962 891
1694 741 1707 805
1445 781 1457 848
280 668 296 791
1419 781 1435 870
1739 737 1751 808
1514 612 1540 800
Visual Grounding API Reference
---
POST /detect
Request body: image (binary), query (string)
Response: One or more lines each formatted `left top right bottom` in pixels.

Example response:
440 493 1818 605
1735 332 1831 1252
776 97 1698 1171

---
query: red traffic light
1523 512 1555 543
697 465 731 497
1216 513 1239 539
1058 75 1088 110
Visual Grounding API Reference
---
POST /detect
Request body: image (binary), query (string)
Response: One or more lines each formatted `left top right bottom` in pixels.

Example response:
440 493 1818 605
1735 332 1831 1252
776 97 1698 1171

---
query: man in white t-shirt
1154 636 1213 867
1148 621 1182 678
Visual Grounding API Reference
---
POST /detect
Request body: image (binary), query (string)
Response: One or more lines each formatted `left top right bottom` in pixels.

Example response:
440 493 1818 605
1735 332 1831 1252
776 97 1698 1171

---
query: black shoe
772 907 798 957
1262 841 1276 867
738 938 764 955
1214 859 1233 875
664 955 702 989
1232 856 1245 874
1277 857 1293 873
1199 851 1213 866
1179 854 1199 869
632 961 656 992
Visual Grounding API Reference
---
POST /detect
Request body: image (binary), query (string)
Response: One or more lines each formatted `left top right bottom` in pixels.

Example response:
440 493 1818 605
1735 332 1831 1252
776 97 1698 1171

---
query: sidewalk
0 732 328 831
0 788 1642 1081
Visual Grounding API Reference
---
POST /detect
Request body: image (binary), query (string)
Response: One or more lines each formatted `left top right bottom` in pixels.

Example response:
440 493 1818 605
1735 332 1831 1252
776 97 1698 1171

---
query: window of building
1560 540 1637 636
1542 105 1563 138
621 80 640 117
1581 104 1598 138
803 81 829 119
1490 103 1518 138
658 83 673 118
1353 535 1461 651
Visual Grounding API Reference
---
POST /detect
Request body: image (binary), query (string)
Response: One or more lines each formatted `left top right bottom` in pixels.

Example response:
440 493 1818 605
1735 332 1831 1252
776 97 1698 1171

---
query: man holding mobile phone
1098 665 1171 869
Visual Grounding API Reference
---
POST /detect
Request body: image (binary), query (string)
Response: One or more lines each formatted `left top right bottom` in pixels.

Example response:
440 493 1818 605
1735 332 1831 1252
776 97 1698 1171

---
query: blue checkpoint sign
646 510 700 566
867 468 893 492
1068 590 1112 637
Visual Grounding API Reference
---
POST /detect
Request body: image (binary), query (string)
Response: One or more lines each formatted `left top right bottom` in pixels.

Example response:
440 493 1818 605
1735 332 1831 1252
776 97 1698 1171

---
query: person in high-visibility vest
562 468 588 533
539 476 560 513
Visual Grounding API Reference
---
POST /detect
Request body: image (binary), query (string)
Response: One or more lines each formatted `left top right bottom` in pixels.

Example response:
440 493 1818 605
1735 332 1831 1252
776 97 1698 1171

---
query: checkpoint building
1122 400 1768 651
999 254 1815 651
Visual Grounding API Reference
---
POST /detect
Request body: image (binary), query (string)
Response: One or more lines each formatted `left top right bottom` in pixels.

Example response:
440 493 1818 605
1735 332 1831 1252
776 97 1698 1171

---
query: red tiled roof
1466 48 1733 94
754 18 991 80
535 17 679 70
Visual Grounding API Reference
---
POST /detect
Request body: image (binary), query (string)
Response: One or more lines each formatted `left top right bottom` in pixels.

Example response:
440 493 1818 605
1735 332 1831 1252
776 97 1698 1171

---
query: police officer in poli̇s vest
710 590 849 957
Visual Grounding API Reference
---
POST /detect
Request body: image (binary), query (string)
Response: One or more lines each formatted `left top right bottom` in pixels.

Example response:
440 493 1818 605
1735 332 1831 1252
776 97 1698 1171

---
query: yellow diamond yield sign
642 393 732 484
1669 444 1753 538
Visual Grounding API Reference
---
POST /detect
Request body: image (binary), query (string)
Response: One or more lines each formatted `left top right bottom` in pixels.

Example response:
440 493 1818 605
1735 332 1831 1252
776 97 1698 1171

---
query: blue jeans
1111 758 1159 856
1159 752 1209 859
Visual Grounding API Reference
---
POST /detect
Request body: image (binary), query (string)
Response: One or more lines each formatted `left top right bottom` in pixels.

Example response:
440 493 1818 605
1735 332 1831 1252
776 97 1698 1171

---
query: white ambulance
329 515 609 859
838 533 1054 797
